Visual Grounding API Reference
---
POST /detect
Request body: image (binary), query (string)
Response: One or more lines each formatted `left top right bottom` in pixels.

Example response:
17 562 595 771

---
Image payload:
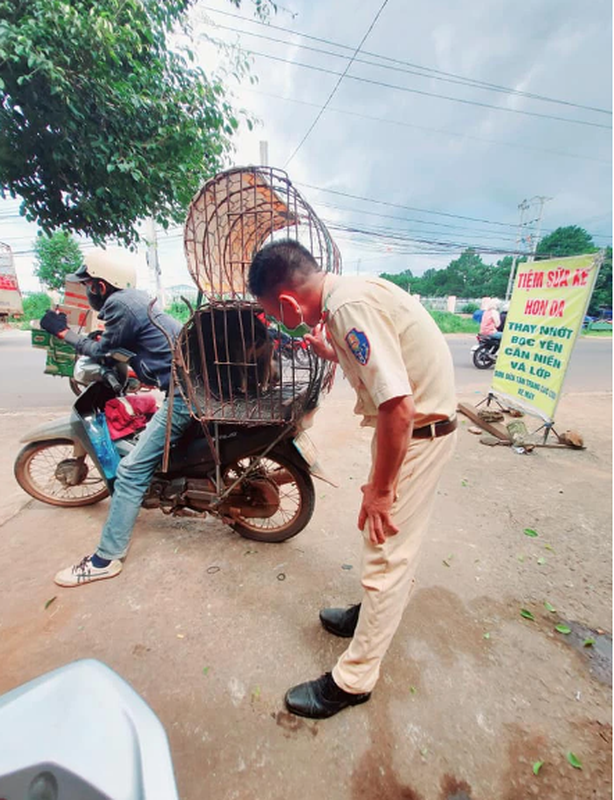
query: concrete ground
0 354 611 799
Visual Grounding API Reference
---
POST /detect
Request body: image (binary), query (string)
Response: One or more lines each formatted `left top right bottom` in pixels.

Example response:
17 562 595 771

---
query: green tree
535 226 597 259
379 269 413 292
0 0 271 246
33 231 84 291
588 246 612 315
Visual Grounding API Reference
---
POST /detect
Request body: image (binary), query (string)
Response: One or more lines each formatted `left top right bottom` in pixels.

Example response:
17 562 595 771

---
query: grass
582 329 612 337
427 309 479 334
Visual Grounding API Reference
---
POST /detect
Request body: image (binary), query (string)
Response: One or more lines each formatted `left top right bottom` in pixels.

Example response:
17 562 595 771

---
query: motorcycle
0 658 179 800
14 351 318 543
69 335 156 396
274 328 311 367
471 334 501 369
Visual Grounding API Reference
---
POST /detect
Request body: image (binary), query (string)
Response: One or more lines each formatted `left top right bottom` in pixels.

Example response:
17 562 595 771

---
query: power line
203 7 612 116
296 182 521 229
284 0 391 167
244 88 611 166
244 50 612 131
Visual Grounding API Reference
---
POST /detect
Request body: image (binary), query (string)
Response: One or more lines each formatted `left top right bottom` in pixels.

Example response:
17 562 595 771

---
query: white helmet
67 249 136 290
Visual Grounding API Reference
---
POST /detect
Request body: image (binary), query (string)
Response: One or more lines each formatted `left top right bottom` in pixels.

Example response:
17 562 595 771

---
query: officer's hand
40 310 69 338
304 323 338 362
358 483 399 545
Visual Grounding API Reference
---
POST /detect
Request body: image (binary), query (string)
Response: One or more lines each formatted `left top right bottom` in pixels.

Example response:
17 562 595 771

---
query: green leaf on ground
566 752 582 770
520 609 535 621
252 686 261 700
409 686 417 694
533 760 544 775
544 544 555 551
461 479 468 487
44 596 57 610
555 624 572 634
524 528 539 537
537 557 546 565
202 666 210 675
517 554 526 563
483 632 491 640
583 638 596 647
544 601 557 613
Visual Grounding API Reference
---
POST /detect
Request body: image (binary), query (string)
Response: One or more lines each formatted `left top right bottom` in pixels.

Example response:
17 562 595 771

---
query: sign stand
471 390 563 446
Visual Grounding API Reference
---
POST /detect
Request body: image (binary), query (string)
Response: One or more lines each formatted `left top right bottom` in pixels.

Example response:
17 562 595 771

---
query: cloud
1 0 611 293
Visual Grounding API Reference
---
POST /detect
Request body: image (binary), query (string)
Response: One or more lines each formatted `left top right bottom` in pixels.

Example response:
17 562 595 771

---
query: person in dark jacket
40 252 193 587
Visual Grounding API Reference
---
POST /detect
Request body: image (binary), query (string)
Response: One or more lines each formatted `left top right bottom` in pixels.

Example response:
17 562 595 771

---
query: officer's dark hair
248 240 320 299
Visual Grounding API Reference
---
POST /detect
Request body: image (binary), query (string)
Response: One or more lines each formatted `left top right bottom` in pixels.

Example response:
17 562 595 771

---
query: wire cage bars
174 166 342 426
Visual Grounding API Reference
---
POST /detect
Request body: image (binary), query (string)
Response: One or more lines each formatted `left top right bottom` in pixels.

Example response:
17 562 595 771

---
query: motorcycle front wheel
14 439 110 507
223 452 315 543
473 346 496 370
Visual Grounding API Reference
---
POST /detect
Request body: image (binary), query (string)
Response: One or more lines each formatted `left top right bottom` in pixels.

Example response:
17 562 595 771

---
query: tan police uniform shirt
322 274 456 428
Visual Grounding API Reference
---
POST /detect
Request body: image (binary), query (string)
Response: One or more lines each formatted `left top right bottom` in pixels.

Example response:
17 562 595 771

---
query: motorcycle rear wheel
473 346 495 370
224 452 315 543
14 439 110 507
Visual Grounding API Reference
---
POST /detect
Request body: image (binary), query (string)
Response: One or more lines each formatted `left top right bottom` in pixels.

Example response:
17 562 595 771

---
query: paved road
0 328 611 410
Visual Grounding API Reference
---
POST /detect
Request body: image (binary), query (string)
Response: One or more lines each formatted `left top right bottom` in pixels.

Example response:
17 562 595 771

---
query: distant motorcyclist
479 299 502 341
39 251 193 588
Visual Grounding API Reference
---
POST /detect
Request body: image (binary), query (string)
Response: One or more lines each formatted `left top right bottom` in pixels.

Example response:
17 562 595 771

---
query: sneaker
55 555 122 588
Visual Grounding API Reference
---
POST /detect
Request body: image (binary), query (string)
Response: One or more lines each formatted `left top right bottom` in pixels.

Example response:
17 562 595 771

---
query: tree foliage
0 0 268 246
21 291 51 320
588 246 612 315
382 250 520 299
34 231 84 290
379 227 611 313
535 225 597 259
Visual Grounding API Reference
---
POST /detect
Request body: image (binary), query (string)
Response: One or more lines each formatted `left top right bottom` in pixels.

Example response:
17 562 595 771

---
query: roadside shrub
165 299 192 324
461 302 480 314
14 292 51 322
427 309 479 333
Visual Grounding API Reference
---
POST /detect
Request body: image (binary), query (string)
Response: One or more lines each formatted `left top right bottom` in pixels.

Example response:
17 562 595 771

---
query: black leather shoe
319 603 361 637
285 672 371 719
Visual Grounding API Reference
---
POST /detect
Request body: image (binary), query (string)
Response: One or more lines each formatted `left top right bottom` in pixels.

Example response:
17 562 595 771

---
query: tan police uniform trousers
332 429 457 694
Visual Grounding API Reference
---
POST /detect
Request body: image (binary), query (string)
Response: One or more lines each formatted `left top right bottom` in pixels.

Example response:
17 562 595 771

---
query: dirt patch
501 720 613 800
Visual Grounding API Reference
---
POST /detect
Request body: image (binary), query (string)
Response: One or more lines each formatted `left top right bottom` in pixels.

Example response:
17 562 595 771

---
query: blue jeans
96 395 193 560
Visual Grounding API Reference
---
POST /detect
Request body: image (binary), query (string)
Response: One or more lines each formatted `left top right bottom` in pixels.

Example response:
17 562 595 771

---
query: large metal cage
172 166 342 427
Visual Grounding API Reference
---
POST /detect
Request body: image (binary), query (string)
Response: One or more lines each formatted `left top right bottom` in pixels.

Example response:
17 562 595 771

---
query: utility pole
527 196 552 263
505 199 531 301
145 216 164 308
259 140 269 166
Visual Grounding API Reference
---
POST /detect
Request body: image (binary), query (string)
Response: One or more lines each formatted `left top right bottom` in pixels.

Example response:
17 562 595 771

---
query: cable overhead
296 183 522 229
203 6 612 116
245 88 611 166
245 50 612 131
283 0 390 167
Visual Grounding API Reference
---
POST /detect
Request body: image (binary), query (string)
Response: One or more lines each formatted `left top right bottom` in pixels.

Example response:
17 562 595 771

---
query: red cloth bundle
104 395 158 440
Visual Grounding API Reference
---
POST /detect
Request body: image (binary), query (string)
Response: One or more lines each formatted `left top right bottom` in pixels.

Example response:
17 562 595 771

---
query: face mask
287 322 311 338
279 294 310 337
85 281 106 312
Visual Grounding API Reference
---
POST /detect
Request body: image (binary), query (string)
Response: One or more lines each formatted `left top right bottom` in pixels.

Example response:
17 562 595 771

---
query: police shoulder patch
345 328 370 366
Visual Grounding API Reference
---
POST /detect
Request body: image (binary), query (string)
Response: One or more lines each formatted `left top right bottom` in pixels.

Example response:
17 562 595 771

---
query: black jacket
63 289 182 392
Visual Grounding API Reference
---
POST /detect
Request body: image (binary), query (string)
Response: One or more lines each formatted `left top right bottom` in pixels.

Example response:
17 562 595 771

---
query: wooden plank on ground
457 402 512 441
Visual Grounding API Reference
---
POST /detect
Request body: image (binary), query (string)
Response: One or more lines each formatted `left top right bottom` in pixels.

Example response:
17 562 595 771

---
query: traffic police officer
248 239 457 719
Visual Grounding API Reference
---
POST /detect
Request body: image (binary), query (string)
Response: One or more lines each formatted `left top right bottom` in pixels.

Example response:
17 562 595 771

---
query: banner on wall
491 253 601 422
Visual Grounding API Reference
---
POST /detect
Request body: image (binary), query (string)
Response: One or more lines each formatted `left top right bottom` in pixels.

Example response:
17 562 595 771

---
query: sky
1 0 612 295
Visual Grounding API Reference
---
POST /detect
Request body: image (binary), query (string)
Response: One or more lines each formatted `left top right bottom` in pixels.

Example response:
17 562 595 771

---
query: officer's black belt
412 417 458 439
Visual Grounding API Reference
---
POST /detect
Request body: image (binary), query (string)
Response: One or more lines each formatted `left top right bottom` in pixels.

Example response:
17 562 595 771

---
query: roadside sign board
491 253 601 422
0 242 23 316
